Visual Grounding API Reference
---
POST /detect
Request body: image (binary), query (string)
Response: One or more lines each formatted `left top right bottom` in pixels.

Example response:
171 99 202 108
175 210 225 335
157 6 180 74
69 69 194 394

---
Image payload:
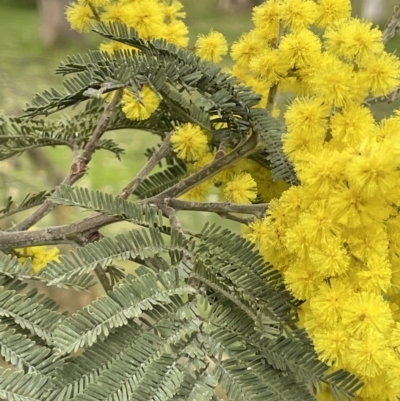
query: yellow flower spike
357 256 392 293
345 141 399 199
121 85 160 121
171 123 209 162
65 2 95 32
195 31 228 63
222 172 257 204
310 240 350 277
328 184 392 228
244 218 269 245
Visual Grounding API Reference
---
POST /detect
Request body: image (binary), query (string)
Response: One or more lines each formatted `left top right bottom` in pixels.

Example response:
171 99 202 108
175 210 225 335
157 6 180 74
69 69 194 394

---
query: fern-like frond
52 304 202 401
0 324 62 375
52 271 197 355
213 353 315 401
0 287 64 343
0 254 94 292
176 370 217 401
0 191 50 220
0 113 123 160
47 320 144 401
197 223 298 330
49 184 165 228
0 370 50 401
250 108 298 185
40 227 184 285
133 163 187 199
0 255 36 281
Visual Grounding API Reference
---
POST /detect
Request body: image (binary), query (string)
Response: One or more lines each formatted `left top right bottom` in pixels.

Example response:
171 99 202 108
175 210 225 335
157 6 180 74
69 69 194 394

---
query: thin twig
383 4 400 44
119 132 173 199
74 232 113 293
148 130 261 200
218 213 255 225
362 86 400 107
8 89 123 232
162 198 268 218
191 272 257 321
265 22 284 112
266 84 278 113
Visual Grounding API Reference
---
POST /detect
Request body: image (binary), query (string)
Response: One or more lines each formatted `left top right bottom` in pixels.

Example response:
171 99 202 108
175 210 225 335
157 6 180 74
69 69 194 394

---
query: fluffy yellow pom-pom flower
65 2 94 32
121 85 160 121
315 0 351 28
341 292 394 337
15 245 60 274
171 123 209 162
222 172 257 204
280 0 318 31
195 31 228 63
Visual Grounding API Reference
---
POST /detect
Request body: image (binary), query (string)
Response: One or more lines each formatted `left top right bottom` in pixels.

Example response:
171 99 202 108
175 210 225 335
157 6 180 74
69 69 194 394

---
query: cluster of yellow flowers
65 1 400 399
14 244 59 274
170 122 287 203
237 1 400 400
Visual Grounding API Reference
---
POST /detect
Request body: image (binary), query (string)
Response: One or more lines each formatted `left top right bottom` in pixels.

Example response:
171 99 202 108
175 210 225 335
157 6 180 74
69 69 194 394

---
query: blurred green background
1 0 400 306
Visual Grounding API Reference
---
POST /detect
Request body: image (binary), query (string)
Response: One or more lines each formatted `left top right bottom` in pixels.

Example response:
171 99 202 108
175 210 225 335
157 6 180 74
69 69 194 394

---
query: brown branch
119 132 172 199
362 86 400 107
162 198 268 218
74 232 113 293
383 4 400 44
8 89 123 232
0 127 264 251
149 129 262 200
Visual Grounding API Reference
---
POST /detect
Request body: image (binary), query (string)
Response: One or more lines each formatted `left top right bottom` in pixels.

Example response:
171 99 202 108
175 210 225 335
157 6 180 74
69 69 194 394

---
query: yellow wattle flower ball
65 2 94 33
195 31 228 63
121 85 160 121
170 123 209 162
15 245 60 274
222 172 257 204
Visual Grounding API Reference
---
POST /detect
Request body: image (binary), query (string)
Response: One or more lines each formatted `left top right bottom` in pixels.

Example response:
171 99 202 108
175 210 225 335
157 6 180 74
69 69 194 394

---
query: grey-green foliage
0 184 363 401
23 21 296 185
0 23 362 401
